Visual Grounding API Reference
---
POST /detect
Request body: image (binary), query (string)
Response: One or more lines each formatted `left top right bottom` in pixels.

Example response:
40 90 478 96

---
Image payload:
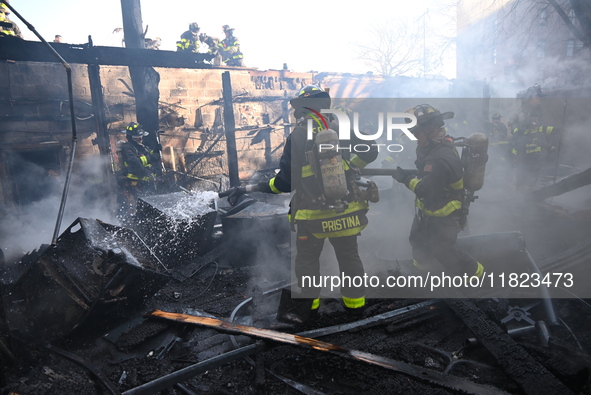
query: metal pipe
524 248 559 326
1 1 80 245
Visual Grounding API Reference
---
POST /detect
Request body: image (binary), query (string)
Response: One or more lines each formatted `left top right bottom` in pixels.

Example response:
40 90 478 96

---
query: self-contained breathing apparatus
453 132 489 224
305 128 379 213
306 128 350 213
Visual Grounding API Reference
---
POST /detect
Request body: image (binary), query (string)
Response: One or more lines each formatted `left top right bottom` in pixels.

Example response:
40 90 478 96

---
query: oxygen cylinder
315 129 348 201
463 133 489 192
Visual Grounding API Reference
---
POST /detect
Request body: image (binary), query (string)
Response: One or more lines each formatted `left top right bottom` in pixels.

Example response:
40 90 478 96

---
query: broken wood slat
150 309 507 395
446 299 574 395
530 166 591 202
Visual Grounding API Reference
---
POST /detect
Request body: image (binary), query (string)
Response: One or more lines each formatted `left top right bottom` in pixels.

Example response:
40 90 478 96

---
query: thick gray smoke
0 155 119 263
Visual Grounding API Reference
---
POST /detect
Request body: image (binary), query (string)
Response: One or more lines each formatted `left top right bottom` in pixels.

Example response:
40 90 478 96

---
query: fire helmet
189 23 200 33
125 122 149 137
492 113 502 120
290 85 331 118
405 104 454 134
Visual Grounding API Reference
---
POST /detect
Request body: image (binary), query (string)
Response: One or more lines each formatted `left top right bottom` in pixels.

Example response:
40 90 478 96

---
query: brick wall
0 62 295 194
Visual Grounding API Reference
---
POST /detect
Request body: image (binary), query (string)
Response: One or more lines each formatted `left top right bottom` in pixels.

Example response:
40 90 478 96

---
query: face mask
428 128 446 143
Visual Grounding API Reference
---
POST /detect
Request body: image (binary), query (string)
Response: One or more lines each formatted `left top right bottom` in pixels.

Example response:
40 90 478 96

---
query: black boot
276 288 314 324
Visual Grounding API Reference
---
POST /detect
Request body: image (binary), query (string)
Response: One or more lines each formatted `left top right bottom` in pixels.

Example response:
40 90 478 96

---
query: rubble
1 187 591 395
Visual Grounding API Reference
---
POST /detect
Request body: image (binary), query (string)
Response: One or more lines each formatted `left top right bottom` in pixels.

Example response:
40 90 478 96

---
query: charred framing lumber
88 59 117 208
0 38 214 69
530 166 591 202
446 299 573 395
222 72 239 186
120 0 160 153
149 309 508 395
121 342 268 395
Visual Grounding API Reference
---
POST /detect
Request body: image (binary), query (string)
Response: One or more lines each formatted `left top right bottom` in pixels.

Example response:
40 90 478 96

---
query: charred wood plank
122 341 268 395
530 166 591 202
0 38 213 68
446 299 573 395
222 72 239 187
149 309 507 395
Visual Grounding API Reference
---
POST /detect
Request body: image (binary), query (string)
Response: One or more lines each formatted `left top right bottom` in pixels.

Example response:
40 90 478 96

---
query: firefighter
118 122 159 220
218 25 244 66
176 22 200 52
221 85 378 321
392 104 484 279
510 84 558 192
484 113 511 175
0 2 22 38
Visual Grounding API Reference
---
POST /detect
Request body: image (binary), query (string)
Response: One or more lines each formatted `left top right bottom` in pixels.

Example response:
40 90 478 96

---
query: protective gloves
218 184 262 206
392 166 414 186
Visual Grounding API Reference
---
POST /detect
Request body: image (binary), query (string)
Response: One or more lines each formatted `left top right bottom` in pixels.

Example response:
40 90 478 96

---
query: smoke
0 155 119 263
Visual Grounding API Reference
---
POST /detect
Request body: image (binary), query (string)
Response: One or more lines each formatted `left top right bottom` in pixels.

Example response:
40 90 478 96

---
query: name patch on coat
321 215 362 233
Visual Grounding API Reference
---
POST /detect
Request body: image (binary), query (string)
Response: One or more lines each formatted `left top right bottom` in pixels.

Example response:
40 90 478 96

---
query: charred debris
2 6 591 395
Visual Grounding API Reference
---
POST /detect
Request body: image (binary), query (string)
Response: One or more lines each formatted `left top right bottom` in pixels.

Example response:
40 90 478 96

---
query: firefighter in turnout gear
0 2 22 38
484 113 511 177
392 104 484 279
118 122 159 220
176 22 200 52
510 84 558 192
220 85 378 322
218 25 244 66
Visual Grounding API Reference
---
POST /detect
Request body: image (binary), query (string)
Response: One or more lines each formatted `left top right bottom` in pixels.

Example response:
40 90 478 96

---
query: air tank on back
462 133 489 192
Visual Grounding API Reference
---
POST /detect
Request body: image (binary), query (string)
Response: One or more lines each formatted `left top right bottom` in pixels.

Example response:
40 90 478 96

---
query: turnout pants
409 213 478 276
294 224 366 301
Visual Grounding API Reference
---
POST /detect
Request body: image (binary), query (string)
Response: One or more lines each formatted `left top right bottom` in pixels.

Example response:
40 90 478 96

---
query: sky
9 0 457 77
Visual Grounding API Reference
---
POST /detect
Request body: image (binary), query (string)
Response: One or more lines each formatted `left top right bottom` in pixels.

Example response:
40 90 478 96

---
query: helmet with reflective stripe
125 122 149 137
290 85 331 117
189 23 200 33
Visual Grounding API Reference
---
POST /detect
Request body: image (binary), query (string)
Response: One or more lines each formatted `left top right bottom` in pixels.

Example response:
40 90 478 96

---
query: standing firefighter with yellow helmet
117 122 160 220
391 104 484 279
220 85 378 322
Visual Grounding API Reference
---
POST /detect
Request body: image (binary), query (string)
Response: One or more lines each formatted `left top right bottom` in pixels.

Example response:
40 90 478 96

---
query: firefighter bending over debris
391 105 484 280
117 122 160 221
220 85 379 323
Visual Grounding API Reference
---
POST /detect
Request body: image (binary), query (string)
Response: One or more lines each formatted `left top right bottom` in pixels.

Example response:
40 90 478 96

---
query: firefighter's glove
392 166 413 186
219 186 246 206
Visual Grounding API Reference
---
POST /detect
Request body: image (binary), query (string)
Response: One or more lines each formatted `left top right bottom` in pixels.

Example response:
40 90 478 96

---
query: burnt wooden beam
446 299 573 395
148 309 507 395
222 71 239 186
120 0 160 162
88 61 117 206
530 166 591 202
0 37 213 68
